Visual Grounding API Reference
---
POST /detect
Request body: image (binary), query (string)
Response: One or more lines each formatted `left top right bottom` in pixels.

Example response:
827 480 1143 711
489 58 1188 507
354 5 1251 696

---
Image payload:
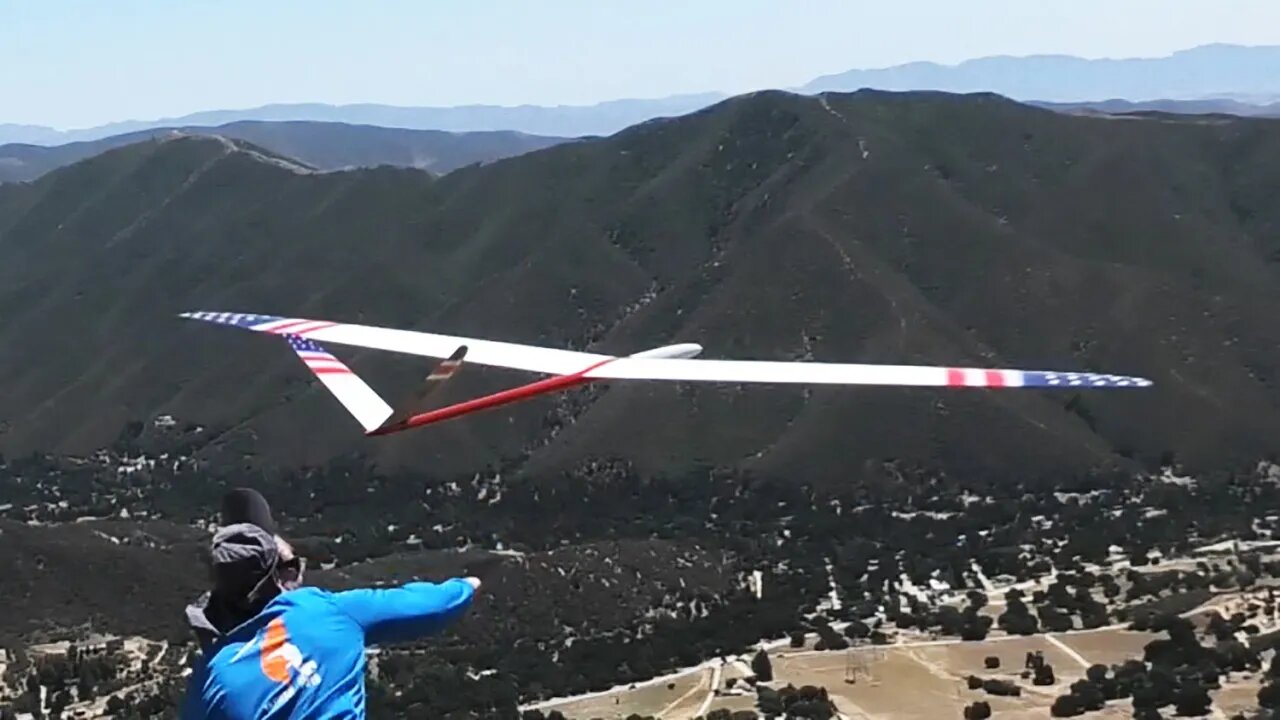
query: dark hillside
0 519 207 643
2 90 1280 483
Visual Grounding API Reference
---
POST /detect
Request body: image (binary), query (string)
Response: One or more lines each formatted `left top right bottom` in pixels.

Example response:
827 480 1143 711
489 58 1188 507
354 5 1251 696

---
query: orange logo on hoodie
259 617 293 683
248 615 322 714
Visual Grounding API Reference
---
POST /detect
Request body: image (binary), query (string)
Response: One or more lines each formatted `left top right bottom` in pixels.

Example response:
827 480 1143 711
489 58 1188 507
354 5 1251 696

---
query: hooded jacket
182 578 476 718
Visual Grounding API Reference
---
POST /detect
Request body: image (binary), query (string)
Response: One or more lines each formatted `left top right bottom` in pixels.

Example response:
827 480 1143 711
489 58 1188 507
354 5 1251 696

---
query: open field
530 582 1280 719
532 667 713 720
540 623 1267 719
1052 630 1152 669
1215 681 1268 717
711 633 1124 720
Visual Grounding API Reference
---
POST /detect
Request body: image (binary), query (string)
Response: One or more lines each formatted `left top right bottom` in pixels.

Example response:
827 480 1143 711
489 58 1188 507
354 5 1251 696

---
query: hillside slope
0 120 570 183
2 90 1279 483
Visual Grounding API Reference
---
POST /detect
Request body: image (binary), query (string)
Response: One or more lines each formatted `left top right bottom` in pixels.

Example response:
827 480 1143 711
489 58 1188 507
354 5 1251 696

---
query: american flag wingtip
179 311 297 330
1023 370 1154 389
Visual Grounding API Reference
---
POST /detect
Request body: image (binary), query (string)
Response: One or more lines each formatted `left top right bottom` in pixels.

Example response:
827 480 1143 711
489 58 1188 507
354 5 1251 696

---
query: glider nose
628 343 703 359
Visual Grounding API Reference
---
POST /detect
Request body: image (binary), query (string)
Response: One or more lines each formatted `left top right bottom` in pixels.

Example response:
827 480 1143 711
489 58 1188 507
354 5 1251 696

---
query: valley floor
528 582 1278 720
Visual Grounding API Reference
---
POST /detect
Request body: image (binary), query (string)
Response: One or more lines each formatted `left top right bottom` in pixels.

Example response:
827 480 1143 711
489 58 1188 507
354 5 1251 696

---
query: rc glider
180 311 1153 436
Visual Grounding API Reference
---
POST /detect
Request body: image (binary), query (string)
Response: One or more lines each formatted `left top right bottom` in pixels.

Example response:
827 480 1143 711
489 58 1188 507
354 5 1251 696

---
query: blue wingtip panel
1020 371 1153 388
180 311 287 329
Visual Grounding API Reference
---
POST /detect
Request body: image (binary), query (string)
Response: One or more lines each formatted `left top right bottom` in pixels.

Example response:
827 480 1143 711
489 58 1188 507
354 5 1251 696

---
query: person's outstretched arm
331 577 478 645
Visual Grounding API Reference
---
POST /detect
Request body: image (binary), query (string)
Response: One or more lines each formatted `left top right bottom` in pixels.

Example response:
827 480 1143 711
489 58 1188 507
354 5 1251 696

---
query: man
182 488 480 718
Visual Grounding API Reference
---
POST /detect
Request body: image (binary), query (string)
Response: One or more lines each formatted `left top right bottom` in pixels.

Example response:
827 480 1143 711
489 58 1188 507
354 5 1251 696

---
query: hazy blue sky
4 0 1279 129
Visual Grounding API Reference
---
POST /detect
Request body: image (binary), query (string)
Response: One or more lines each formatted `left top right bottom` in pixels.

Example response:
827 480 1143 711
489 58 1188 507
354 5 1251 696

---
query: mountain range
0 121 569 184
802 43 1280 100
1033 98 1280 118
5 44 1280 145
0 93 726 147
5 99 1277 187
2 89 1280 484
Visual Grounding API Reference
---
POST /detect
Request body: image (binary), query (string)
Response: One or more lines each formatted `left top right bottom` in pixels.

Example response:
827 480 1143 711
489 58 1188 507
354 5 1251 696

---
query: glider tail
285 334 473 435
370 345 468 435
283 334 394 434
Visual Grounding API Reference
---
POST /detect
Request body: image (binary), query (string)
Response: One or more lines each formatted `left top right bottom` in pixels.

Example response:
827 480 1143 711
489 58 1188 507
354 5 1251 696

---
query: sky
4 0 1280 129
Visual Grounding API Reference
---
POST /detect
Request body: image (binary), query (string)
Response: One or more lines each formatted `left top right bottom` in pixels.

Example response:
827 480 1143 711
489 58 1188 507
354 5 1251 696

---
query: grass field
1053 630 1152 669
1214 681 1267 716
537 668 712 719
537 623 1269 719
743 634 1120 720
524 561 1280 718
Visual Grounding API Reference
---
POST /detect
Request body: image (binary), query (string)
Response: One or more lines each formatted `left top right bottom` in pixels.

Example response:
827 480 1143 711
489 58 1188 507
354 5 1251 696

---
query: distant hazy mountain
7 44 1280 147
0 93 726 146
0 121 570 183
1032 98 1280 117
803 44 1280 102
0 124 68 145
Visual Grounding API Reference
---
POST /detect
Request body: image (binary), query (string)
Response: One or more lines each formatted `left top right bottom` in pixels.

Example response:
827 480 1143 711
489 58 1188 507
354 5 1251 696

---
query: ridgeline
1 90 1279 485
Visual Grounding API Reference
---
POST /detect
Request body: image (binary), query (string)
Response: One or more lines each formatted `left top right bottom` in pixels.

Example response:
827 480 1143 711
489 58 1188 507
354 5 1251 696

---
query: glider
180 311 1153 437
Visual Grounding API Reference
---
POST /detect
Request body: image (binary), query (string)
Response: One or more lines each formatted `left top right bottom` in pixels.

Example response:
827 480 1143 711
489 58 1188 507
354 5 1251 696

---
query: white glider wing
181 312 610 375
182 311 1151 389
181 311 1153 435
583 358 1147 388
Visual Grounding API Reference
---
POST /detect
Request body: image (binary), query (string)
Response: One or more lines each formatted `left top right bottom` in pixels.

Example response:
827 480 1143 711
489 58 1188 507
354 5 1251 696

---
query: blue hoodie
182 579 475 718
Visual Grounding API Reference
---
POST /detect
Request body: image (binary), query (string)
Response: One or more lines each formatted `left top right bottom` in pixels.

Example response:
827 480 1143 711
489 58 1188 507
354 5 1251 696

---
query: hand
463 576 481 590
